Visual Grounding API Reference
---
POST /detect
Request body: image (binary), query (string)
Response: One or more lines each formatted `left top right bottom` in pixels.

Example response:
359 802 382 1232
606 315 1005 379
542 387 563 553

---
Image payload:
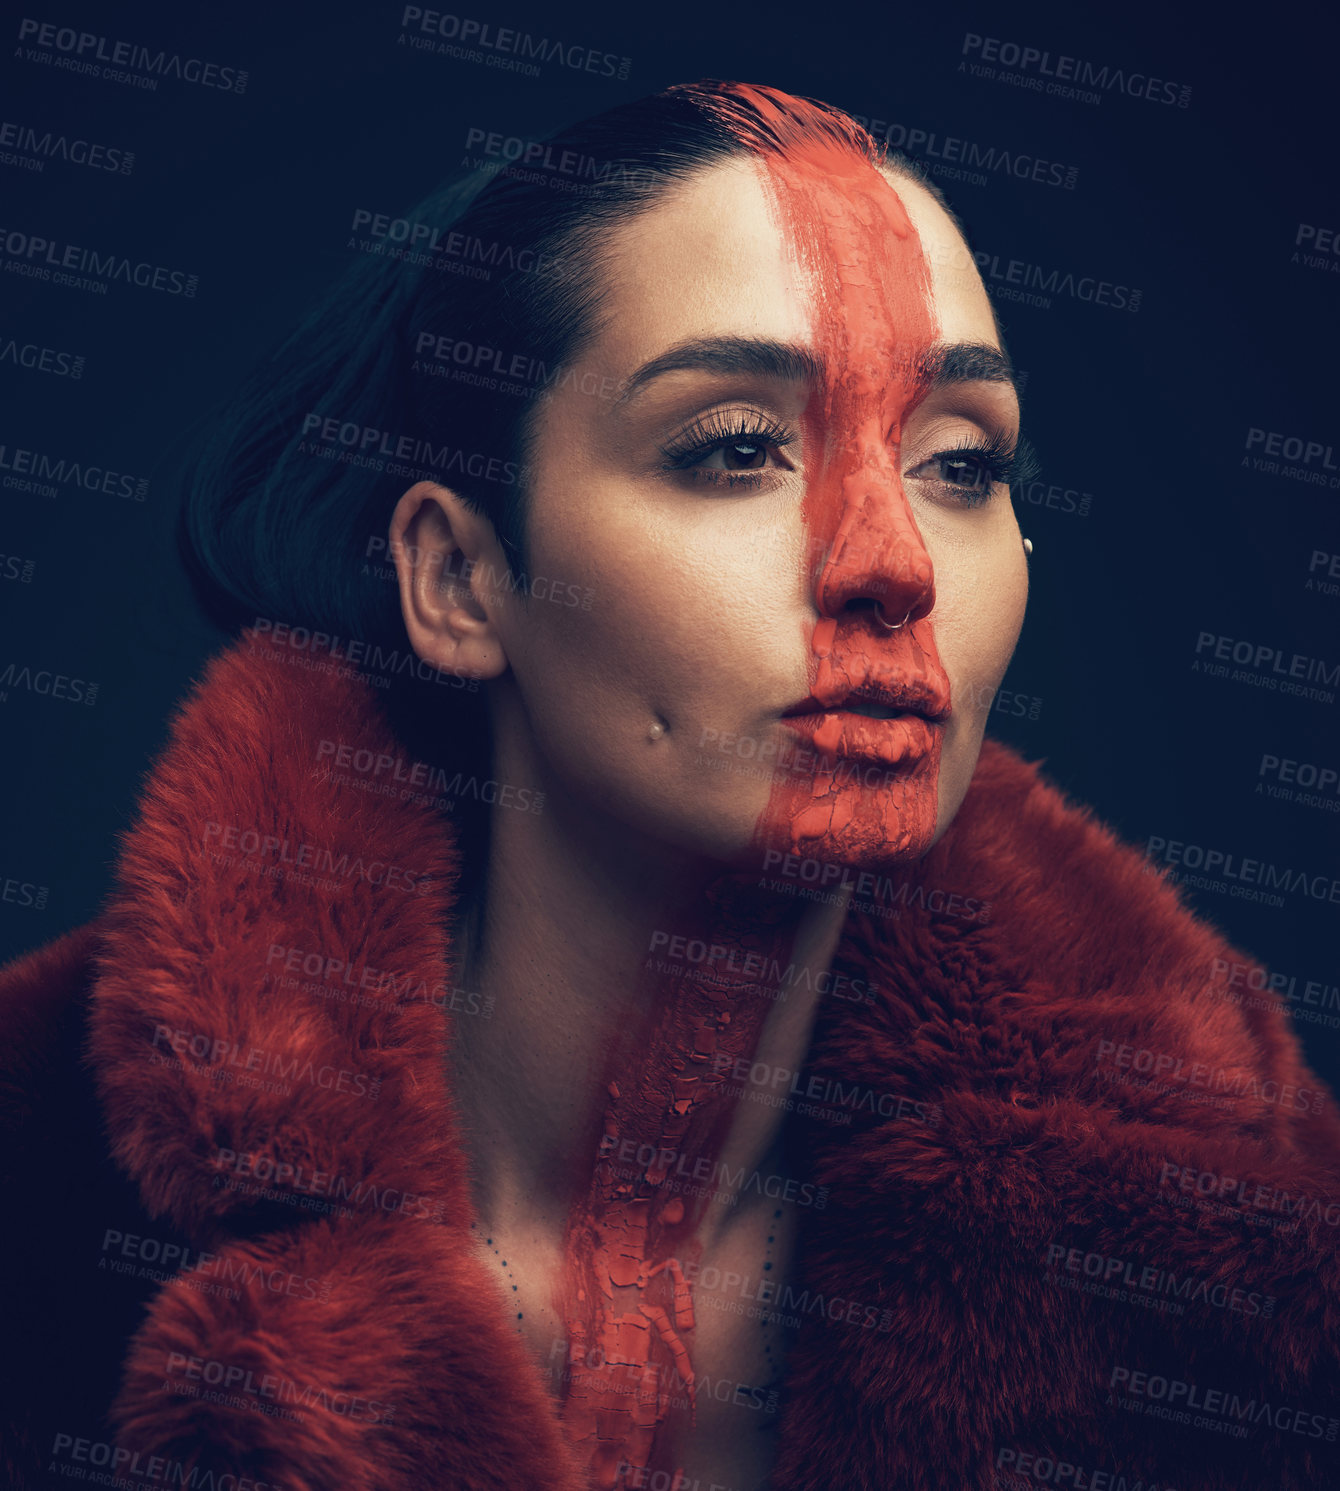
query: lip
782 710 940 771
782 665 952 724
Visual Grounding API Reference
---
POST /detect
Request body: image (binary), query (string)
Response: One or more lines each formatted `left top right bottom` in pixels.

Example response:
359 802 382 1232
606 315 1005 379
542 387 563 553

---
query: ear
389 482 510 683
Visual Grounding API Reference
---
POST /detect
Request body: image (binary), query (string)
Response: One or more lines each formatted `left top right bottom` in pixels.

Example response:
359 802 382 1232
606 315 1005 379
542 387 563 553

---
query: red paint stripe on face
694 83 951 867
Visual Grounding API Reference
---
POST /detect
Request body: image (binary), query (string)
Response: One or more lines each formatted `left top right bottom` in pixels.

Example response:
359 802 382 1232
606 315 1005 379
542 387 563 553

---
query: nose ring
874 602 915 632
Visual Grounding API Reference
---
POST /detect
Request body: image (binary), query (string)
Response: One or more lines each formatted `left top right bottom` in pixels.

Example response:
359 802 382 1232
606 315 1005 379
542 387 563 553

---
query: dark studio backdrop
1 3 1336 1089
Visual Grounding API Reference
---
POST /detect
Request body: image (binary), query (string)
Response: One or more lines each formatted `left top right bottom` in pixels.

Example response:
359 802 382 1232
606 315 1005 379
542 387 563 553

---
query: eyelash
911 431 1041 508
660 410 798 489
661 414 1040 503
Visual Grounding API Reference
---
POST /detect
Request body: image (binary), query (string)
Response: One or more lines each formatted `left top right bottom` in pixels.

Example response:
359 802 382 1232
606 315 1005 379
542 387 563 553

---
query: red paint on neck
549 85 950 1489
555 888 796 1487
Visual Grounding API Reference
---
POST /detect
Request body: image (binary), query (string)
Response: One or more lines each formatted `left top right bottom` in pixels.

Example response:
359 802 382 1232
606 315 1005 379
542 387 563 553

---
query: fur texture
4 629 1340 1490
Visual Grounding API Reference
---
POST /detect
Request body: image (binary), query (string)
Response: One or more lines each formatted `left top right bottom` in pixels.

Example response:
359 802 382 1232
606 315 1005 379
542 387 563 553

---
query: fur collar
83 629 1340 1490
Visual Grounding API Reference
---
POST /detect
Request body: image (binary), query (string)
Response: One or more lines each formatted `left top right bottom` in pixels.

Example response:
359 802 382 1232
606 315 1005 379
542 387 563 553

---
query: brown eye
720 440 768 470
936 454 993 490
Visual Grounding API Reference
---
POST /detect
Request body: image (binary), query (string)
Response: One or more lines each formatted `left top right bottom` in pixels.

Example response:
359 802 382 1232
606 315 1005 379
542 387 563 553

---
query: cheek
496 503 811 829
518 499 807 711
928 525 1029 814
933 525 1028 716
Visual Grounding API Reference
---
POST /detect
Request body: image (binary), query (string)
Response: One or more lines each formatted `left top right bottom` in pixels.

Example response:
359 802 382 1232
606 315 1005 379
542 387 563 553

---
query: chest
469 1195 801 1489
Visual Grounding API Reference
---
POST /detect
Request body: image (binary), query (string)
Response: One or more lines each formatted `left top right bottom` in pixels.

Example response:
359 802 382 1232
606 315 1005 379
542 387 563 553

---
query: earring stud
1023 537 1034 557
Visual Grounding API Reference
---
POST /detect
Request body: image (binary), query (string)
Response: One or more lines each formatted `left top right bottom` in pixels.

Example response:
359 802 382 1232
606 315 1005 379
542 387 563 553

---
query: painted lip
778 667 950 770
781 710 939 772
780 668 952 727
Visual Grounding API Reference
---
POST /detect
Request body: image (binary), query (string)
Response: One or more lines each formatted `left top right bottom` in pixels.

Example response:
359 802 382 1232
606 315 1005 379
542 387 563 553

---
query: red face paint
693 84 952 868
549 85 950 1489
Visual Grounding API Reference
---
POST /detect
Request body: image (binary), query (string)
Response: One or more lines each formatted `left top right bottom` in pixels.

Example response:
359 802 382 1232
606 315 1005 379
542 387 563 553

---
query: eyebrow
615 335 1019 406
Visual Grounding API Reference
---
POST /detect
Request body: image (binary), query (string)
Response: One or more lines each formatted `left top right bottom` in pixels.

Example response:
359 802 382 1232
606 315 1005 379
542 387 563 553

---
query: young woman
4 81 1339 1491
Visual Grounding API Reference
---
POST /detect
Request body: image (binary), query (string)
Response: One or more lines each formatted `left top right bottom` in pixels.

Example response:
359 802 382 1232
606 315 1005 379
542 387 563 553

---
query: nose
813 438 935 631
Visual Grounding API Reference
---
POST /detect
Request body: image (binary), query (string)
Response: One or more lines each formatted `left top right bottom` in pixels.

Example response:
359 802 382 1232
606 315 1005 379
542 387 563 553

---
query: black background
2 2 1336 1079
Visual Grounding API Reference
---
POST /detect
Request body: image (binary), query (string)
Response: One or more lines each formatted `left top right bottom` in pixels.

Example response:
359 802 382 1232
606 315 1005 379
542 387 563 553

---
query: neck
449 780 852 1246
445 730 855 1490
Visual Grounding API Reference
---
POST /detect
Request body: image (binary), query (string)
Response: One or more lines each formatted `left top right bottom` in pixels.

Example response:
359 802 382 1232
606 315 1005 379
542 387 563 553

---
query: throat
552 892 805 1490
451 865 850 1491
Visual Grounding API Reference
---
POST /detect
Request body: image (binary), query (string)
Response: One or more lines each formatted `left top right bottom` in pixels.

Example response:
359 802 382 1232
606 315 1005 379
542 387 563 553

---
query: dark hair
174 80 953 870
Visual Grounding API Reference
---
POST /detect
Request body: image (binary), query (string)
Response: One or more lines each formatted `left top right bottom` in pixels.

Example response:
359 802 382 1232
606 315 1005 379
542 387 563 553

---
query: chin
748 769 943 879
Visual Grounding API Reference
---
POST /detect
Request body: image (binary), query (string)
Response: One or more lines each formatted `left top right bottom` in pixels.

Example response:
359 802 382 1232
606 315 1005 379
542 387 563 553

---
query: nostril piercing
874 602 914 632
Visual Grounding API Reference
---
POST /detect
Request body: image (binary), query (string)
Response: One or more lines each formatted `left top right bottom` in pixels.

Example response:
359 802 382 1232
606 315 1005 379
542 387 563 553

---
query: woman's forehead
599 156 998 364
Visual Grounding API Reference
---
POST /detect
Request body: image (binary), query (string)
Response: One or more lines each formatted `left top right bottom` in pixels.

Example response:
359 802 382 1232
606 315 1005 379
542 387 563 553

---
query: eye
925 451 999 493
905 432 1037 509
699 438 773 472
661 408 798 490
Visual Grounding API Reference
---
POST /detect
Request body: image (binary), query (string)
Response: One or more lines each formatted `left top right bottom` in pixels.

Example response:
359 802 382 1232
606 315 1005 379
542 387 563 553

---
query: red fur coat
5 629 1340 1491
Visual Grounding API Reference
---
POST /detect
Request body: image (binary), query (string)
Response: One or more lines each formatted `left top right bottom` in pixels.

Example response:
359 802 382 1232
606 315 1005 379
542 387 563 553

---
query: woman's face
461 152 1027 874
